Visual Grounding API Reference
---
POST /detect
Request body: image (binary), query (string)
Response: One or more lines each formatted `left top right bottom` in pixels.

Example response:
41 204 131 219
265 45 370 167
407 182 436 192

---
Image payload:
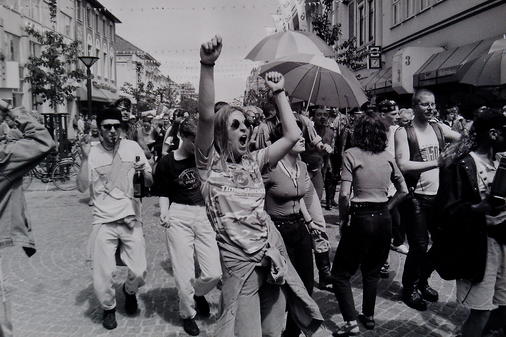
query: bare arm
76 135 91 193
440 123 461 142
394 127 439 174
339 180 352 226
159 197 170 226
196 35 222 156
264 73 300 167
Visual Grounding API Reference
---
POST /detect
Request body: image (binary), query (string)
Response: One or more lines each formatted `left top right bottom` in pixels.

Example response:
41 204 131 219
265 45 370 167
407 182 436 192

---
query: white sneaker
391 243 409 255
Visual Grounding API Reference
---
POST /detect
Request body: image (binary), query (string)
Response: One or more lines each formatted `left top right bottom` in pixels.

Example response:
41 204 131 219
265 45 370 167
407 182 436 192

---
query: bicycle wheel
51 159 80 191
22 171 33 190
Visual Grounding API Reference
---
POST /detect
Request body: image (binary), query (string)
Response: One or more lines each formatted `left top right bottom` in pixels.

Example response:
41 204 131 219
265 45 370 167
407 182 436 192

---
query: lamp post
78 56 99 116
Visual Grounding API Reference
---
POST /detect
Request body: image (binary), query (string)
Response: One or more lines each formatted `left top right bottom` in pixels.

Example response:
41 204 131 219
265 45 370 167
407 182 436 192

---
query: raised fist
264 72 285 92
200 35 223 65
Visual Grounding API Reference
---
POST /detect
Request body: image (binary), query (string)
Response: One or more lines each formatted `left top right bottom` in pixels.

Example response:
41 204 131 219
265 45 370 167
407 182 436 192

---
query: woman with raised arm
196 35 323 337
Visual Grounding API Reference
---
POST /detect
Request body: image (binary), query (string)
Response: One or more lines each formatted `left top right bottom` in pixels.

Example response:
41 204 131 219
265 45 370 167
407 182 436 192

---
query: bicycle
22 150 80 191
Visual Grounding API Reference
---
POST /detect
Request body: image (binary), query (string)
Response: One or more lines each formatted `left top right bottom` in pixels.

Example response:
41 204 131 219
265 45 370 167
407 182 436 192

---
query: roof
114 35 160 66
84 0 121 24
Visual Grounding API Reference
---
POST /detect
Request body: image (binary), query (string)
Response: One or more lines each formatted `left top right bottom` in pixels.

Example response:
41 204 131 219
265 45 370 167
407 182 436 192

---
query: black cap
96 106 122 126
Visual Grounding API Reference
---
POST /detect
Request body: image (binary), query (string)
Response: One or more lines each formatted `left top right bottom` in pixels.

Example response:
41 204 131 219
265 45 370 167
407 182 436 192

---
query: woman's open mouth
239 135 248 146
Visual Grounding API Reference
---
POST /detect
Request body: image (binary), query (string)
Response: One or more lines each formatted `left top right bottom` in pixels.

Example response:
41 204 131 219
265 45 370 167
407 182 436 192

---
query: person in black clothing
432 109 506 337
152 117 221 336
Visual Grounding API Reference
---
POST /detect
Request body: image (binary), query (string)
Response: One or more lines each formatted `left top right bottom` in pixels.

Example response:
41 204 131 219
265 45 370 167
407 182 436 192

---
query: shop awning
362 67 393 94
77 87 117 103
413 36 500 87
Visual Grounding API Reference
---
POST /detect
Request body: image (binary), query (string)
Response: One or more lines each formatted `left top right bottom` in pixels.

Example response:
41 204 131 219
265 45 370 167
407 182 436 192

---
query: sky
99 0 278 101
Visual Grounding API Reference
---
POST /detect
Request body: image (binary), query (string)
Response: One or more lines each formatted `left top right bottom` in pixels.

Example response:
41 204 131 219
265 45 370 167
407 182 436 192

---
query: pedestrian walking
0 102 55 335
152 116 221 336
332 111 408 336
77 106 152 330
394 89 461 311
196 35 322 337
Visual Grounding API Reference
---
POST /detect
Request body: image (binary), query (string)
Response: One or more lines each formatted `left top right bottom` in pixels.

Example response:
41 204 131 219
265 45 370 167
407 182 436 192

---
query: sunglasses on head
101 123 121 131
231 118 252 130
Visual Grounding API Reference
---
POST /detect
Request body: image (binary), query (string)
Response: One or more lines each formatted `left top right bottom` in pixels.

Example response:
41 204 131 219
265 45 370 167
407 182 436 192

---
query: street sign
369 45 382 57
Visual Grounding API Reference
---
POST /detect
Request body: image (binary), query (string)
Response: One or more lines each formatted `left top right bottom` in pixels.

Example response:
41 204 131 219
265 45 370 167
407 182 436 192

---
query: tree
310 0 367 70
24 26 85 111
120 80 158 112
179 96 198 114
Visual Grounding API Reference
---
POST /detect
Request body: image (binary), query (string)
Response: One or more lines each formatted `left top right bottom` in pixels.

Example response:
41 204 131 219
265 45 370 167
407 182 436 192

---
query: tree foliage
24 25 85 110
310 0 367 70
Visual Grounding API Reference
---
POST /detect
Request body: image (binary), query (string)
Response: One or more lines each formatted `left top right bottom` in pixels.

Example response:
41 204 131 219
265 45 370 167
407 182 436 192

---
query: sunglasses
231 118 252 130
101 124 121 131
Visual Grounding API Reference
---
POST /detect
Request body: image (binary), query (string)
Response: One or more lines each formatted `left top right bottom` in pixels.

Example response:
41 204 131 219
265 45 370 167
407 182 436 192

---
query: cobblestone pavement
1 181 469 337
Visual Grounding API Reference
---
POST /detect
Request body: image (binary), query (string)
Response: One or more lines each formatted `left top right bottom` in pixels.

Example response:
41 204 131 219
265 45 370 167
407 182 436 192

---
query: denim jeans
401 194 436 290
332 203 392 321
272 213 314 336
234 267 287 337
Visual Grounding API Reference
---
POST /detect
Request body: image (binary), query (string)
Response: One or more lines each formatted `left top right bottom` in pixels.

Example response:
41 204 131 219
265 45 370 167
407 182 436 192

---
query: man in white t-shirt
77 106 153 330
395 89 460 311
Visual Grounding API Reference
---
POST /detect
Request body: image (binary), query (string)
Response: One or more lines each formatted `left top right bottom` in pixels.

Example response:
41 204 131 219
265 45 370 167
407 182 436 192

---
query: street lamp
78 56 99 116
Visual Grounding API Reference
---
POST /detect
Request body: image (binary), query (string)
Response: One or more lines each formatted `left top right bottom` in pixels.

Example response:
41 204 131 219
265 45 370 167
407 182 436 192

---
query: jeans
272 214 314 336
92 221 147 310
165 203 222 319
234 267 287 337
401 194 436 290
390 205 405 247
332 202 392 321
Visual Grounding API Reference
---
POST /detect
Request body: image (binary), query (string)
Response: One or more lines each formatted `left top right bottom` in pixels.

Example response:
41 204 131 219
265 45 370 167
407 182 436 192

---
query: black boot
315 251 334 289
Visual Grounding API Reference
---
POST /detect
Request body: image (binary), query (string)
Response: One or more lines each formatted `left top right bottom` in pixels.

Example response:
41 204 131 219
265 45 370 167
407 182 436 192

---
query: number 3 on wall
405 56 411 66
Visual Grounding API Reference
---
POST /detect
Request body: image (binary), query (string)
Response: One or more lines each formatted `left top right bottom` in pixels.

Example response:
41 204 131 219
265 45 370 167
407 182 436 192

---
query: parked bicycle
22 148 80 191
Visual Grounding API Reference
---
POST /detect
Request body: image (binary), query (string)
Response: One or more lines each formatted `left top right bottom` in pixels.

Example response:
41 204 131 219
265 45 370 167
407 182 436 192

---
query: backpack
402 122 445 191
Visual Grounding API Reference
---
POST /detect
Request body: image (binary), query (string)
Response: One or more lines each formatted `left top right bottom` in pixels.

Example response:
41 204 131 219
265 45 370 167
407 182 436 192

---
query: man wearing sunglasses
77 106 152 330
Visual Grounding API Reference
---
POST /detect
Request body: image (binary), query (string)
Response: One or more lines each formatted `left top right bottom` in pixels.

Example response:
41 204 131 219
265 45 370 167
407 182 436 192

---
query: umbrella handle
305 66 320 113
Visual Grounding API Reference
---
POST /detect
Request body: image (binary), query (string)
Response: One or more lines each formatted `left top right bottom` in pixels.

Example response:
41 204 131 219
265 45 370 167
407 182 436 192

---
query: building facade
0 0 121 138
115 34 171 108
334 0 506 106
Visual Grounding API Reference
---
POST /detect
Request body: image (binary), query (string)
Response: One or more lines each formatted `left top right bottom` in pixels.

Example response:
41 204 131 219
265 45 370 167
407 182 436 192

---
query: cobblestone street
1 181 468 337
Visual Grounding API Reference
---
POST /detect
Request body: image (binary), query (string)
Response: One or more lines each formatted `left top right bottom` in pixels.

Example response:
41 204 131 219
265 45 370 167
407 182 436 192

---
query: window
392 0 401 25
405 0 415 18
102 19 106 36
368 0 374 41
348 2 355 39
95 13 99 32
420 0 431 10
358 3 365 45
59 12 72 36
76 1 81 20
5 33 20 61
109 56 113 81
87 7 91 27
109 24 114 39
102 52 106 78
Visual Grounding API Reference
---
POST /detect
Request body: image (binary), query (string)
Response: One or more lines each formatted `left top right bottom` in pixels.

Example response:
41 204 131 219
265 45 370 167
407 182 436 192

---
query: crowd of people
1 35 506 337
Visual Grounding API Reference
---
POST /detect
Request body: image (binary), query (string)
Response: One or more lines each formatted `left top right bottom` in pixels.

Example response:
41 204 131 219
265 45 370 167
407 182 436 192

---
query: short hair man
395 89 460 311
77 106 153 330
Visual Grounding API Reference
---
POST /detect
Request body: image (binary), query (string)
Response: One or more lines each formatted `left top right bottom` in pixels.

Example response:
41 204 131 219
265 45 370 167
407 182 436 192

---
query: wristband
200 60 215 67
272 88 285 96
305 219 313 226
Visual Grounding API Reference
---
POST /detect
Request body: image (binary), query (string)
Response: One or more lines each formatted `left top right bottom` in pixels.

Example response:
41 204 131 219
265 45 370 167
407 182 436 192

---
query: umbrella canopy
245 31 334 61
459 48 506 87
259 54 368 109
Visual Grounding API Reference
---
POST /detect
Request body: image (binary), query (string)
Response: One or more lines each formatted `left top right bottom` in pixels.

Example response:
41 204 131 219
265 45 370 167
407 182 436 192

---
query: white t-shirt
87 139 151 224
414 126 440 195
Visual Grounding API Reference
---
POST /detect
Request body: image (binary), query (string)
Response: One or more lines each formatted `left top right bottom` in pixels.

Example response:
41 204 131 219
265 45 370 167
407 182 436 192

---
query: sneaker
102 308 117 330
380 263 390 279
402 288 427 311
183 317 200 336
358 314 375 330
194 295 210 318
391 243 409 255
123 284 138 315
418 283 439 302
333 321 360 336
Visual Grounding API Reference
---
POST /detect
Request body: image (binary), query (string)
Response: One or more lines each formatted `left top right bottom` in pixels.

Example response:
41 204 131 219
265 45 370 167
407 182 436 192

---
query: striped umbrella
259 53 367 109
245 31 334 61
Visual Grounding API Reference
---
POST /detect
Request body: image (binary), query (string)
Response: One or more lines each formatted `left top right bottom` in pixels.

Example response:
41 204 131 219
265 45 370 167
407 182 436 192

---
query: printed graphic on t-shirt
420 145 440 162
94 153 134 198
177 167 200 190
